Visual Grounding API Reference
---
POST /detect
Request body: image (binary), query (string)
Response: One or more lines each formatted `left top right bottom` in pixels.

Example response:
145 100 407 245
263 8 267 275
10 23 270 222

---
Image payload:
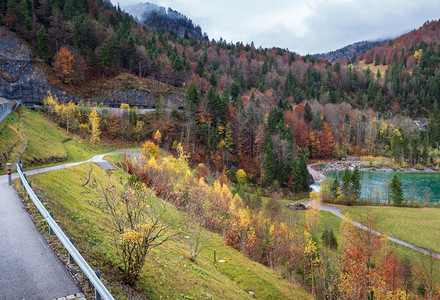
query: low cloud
115 0 440 54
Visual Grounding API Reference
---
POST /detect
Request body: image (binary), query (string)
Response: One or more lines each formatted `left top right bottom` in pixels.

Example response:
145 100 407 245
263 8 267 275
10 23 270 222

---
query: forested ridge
1 0 440 188
313 39 387 63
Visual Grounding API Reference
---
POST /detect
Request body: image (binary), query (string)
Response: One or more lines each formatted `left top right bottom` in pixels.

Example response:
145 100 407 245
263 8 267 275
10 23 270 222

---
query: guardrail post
68 238 75 264
95 270 101 300
49 212 54 235
7 163 11 186
214 249 216 262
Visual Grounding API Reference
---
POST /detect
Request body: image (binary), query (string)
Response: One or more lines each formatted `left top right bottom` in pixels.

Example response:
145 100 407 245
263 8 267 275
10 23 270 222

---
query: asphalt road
0 150 139 299
0 175 81 299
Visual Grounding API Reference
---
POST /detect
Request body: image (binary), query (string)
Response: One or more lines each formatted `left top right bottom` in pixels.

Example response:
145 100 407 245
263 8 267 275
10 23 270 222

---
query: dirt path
305 201 440 259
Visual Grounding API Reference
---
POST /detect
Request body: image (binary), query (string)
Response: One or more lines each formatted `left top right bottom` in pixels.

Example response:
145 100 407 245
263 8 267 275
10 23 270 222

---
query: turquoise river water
312 171 440 204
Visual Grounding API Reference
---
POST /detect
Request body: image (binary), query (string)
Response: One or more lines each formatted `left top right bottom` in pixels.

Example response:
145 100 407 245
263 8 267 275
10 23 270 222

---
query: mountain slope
123 2 208 40
357 19 440 66
313 39 388 62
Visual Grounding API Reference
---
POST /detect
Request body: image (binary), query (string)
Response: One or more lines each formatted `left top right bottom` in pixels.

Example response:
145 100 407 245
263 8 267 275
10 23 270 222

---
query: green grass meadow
342 206 440 254
19 164 310 299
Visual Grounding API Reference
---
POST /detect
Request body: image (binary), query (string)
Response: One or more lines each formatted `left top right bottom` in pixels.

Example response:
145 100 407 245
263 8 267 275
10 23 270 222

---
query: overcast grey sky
113 0 440 55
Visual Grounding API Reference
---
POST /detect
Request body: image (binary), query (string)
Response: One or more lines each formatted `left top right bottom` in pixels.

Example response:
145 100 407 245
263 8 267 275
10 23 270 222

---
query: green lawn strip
0 111 25 172
28 164 309 299
316 210 440 283
0 107 116 173
0 111 20 154
21 108 68 164
342 206 440 253
102 153 123 166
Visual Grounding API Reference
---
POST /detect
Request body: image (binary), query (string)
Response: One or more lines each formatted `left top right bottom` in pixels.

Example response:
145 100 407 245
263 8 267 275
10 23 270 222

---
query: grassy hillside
342 206 440 253
355 60 389 78
19 163 311 299
0 107 114 173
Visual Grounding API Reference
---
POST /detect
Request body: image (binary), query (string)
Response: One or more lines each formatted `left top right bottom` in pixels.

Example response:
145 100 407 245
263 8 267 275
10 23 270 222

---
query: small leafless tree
423 187 433 207
185 221 210 262
81 162 93 186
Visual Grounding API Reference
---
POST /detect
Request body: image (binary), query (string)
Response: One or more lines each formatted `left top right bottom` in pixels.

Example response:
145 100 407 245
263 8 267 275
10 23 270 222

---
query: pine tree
390 173 404 206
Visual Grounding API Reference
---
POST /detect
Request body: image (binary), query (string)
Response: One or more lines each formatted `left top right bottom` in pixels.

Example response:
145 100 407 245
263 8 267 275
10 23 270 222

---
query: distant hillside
357 19 440 66
123 2 208 40
313 40 388 62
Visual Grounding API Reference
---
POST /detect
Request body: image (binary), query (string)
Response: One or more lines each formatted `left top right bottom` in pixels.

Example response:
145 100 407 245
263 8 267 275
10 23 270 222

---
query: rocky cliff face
0 27 52 105
0 27 185 108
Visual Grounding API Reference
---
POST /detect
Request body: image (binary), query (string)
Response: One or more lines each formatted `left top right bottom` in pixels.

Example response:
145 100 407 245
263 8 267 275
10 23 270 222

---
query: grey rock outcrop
0 98 11 123
0 27 185 108
287 203 307 210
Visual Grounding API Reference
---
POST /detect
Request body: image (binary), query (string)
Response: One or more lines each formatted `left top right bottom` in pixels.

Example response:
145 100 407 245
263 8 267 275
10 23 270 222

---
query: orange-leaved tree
53 47 75 83
338 212 382 299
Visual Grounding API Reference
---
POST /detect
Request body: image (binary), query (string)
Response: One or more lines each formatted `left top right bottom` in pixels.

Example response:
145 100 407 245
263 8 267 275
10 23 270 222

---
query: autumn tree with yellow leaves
89 107 101 144
306 191 321 235
141 140 159 160
97 178 177 285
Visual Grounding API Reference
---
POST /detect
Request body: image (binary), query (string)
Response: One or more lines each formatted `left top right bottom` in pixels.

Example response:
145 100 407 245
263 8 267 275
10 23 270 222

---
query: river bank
313 161 438 174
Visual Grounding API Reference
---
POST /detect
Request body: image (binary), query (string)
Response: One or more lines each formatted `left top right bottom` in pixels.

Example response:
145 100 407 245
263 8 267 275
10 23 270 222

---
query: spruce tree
299 152 309 190
186 80 200 109
342 168 352 198
291 160 301 192
37 25 50 61
330 173 339 199
305 102 313 123
422 145 429 165
99 43 112 75
390 173 404 206
322 226 338 250
351 166 361 200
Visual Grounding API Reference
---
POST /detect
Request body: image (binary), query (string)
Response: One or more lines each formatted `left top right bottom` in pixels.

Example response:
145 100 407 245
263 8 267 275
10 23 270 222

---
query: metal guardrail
16 164 115 300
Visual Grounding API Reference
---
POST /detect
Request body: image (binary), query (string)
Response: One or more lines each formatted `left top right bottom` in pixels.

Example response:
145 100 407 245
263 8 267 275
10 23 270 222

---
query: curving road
0 150 138 299
305 200 440 259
